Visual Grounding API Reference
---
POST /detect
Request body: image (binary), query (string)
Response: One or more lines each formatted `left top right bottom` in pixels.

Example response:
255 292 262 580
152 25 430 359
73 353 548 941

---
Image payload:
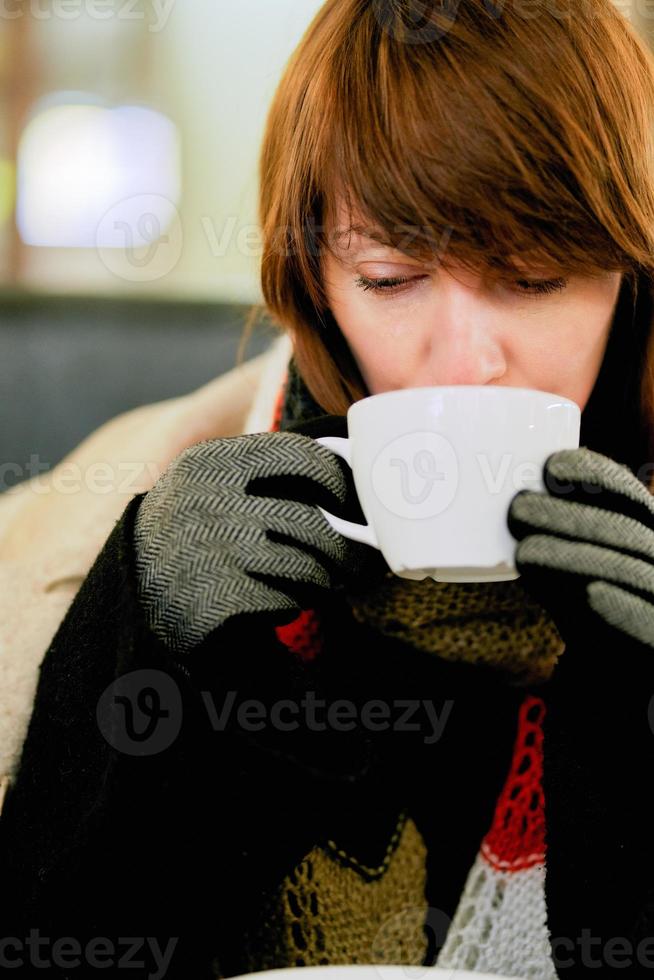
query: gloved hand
132 414 389 657
506 447 654 653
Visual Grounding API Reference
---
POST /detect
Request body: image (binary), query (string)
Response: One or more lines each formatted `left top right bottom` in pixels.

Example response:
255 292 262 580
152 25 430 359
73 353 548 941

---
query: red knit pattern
269 376 324 662
480 694 547 872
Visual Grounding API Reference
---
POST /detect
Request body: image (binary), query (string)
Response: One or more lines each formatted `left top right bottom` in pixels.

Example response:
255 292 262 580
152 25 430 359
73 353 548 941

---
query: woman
3 1 654 977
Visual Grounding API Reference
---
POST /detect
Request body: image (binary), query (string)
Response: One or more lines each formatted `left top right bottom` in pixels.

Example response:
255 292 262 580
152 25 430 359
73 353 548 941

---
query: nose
428 321 506 386
415 267 507 386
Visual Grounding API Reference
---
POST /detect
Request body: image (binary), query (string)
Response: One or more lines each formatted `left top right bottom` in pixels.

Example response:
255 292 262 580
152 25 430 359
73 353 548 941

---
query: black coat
2 431 654 978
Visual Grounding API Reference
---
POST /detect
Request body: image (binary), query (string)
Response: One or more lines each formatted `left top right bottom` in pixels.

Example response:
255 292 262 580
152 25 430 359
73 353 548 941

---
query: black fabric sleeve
540 616 654 974
0 491 379 979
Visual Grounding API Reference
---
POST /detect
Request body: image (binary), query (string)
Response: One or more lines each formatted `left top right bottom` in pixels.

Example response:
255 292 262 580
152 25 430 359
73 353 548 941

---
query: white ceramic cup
315 385 581 583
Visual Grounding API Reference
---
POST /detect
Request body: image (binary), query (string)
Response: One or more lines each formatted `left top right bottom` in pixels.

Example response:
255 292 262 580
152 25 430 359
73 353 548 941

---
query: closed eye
354 274 569 298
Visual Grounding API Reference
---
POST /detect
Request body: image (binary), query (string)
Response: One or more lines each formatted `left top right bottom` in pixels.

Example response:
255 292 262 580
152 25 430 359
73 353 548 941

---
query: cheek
518 315 613 411
341 325 412 395
341 322 422 392
327 290 426 391
565 338 611 411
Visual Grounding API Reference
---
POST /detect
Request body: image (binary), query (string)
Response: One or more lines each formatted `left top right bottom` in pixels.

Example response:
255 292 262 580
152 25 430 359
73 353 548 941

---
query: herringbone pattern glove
133 421 388 656
507 447 654 652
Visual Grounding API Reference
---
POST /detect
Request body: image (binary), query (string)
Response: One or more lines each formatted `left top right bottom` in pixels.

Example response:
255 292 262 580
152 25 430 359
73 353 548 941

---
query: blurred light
16 96 181 247
0 159 16 226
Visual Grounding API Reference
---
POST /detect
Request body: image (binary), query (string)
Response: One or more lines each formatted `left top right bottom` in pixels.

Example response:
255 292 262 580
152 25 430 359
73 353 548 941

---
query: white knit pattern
435 852 558 979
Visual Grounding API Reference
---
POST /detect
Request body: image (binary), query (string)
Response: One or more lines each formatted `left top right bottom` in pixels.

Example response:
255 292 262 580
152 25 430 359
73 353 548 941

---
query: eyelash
354 274 569 298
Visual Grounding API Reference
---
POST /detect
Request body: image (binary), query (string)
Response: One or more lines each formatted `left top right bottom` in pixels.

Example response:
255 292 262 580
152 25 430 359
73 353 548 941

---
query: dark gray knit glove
507 447 654 651
133 424 387 656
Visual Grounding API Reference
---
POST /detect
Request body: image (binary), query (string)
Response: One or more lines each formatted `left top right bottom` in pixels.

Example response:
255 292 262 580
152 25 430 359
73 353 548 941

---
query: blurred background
0 0 324 490
0 0 651 489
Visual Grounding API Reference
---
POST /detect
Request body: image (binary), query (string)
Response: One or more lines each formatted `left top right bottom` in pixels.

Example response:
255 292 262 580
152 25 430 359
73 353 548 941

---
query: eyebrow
330 224 398 260
331 224 393 249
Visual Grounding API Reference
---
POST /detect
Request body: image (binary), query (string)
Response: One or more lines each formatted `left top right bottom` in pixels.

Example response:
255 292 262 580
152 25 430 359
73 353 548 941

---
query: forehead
325 197 389 249
330 229 398 262
323 192 485 273
325 196 418 264
322 192 564 277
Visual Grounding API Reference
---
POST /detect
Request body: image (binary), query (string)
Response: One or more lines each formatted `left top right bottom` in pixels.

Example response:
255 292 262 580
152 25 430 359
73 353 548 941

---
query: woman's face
321 206 623 412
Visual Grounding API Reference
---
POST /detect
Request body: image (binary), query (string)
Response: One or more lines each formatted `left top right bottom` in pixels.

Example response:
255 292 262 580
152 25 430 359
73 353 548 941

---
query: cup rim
348 384 580 417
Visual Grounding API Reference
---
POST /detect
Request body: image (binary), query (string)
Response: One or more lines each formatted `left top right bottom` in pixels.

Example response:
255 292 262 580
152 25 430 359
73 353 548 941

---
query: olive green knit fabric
343 571 565 686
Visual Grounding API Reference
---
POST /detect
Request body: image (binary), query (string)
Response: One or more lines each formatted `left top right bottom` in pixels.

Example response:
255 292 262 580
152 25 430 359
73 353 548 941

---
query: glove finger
209 502 356 577
508 492 654 565
265 503 355 564
268 506 391 591
243 433 350 509
140 504 346 626
543 448 654 530
587 580 654 651
172 499 340 558
515 534 654 600
246 570 333 616
163 520 336 593
244 535 334 591
266 526 390 596
177 432 350 507
245 469 365 527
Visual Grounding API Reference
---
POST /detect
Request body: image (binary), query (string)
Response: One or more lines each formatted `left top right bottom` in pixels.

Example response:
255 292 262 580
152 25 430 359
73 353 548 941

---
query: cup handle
314 436 380 549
